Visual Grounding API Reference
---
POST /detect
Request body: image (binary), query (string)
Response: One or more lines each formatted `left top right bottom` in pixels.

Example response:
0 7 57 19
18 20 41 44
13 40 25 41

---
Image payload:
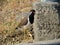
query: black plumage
29 10 35 24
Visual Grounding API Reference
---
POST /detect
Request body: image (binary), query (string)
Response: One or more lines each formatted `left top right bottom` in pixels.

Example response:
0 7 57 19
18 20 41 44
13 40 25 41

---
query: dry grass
0 26 33 45
0 0 37 45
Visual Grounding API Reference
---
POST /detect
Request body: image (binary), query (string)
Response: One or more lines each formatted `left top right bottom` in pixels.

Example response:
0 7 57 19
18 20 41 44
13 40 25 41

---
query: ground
0 0 60 45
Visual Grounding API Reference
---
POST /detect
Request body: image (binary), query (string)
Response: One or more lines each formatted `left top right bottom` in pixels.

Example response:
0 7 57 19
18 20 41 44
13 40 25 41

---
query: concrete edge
15 39 60 45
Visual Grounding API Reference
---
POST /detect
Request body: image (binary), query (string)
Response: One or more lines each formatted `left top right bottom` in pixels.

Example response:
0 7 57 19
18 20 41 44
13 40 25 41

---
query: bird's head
30 9 35 14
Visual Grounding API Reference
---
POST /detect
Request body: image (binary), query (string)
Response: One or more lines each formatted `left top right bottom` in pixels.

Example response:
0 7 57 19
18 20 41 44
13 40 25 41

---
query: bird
15 9 35 29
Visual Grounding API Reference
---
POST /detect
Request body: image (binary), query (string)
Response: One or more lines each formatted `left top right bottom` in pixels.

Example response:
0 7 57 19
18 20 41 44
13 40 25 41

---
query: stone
33 2 60 41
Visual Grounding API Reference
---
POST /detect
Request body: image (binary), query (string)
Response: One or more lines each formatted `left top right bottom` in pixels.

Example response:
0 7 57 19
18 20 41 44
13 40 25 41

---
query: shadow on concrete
55 4 60 26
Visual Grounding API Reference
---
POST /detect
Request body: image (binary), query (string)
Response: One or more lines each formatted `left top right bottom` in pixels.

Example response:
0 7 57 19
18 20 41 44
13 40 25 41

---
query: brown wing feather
18 16 28 27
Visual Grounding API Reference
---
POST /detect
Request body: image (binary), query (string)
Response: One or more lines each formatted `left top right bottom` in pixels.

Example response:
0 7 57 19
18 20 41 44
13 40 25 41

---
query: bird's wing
15 12 31 28
18 16 28 27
